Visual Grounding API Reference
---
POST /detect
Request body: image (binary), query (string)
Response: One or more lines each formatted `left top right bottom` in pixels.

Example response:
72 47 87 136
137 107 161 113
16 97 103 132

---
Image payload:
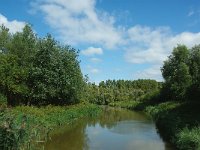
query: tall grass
0 103 101 150
176 127 200 150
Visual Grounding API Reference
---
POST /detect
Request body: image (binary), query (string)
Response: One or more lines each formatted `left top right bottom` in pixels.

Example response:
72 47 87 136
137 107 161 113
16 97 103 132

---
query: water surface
44 107 174 150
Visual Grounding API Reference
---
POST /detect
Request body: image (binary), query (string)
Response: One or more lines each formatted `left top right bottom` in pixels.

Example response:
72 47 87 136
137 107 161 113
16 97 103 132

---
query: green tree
188 45 200 100
0 54 28 106
0 25 10 52
28 35 84 105
0 24 84 106
161 45 192 100
0 25 30 106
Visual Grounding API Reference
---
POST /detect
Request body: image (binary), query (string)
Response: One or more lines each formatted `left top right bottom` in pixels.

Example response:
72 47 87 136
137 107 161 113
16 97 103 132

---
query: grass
0 103 101 150
176 127 200 150
109 100 140 109
145 101 200 150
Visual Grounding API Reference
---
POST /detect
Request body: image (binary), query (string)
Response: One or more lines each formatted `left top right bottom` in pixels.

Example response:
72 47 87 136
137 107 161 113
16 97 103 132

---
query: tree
0 25 38 106
28 35 84 105
0 25 10 53
0 25 84 106
188 45 200 100
161 45 191 100
0 54 28 106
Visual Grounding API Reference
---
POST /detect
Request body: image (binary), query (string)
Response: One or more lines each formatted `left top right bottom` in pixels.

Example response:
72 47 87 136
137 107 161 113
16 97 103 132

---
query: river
44 107 174 150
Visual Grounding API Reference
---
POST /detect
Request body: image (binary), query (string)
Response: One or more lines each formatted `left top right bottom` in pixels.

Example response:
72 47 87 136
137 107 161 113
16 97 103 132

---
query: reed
0 103 101 150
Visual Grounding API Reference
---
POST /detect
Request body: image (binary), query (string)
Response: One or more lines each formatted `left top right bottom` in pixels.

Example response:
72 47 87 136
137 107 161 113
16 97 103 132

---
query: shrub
176 127 200 150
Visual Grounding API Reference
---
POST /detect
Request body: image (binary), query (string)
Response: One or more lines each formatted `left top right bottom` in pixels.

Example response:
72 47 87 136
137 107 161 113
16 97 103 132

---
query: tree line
84 79 161 105
0 24 199 107
84 44 200 105
0 25 84 106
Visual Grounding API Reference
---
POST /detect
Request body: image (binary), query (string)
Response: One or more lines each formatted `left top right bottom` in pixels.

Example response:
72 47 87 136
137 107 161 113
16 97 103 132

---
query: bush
176 127 200 150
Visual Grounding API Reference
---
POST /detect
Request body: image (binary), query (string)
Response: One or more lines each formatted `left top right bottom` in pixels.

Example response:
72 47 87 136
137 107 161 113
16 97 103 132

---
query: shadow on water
44 106 175 150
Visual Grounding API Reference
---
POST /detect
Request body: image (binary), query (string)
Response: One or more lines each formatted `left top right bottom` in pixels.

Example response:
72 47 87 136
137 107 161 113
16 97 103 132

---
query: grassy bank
109 100 200 150
146 101 200 150
0 103 101 150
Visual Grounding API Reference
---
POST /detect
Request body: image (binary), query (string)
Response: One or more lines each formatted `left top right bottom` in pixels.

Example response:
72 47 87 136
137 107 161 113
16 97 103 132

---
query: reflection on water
44 107 174 150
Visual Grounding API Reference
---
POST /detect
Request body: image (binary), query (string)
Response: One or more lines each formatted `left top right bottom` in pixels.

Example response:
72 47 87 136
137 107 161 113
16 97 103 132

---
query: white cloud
125 25 200 64
90 68 100 74
0 13 25 33
30 0 200 80
86 65 100 74
90 57 102 63
82 47 103 56
30 0 200 65
133 65 163 81
125 26 200 81
31 0 122 48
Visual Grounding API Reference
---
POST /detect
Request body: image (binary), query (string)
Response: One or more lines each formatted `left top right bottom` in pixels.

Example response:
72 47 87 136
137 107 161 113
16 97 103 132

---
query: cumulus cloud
82 47 103 56
30 0 200 65
125 25 200 64
30 0 122 48
86 65 100 74
133 65 163 81
126 26 200 81
0 13 26 33
30 0 200 81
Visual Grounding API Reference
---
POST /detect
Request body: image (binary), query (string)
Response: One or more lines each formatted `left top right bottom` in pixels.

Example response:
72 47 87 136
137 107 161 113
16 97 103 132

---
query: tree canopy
161 44 200 101
84 79 161 105
0 25 84 106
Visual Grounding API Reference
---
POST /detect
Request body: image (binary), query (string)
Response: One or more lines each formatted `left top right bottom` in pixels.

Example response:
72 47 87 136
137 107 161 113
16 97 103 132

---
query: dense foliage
84 79 161 105
0 25 84 106
161 44 200 101
0 103 101 150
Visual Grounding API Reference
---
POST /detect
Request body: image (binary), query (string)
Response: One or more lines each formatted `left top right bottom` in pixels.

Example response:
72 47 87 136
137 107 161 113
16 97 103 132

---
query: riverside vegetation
0 24 101 149
0 104 101 149
85 45 200 150
0 24 200 149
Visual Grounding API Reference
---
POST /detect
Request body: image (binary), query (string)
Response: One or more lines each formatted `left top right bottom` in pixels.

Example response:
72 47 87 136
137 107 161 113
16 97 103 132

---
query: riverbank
0 103 101 150
109 100 200 150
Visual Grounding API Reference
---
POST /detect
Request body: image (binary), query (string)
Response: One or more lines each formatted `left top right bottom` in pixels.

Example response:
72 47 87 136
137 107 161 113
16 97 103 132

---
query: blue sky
0 0 200 83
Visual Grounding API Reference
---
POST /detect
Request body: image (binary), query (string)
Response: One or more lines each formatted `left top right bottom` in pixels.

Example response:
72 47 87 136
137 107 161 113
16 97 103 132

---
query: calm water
44 107 174 150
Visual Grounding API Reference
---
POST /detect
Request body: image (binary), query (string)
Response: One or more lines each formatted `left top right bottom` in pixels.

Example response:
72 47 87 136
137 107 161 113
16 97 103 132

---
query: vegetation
84 79 161 105
0 25 84 106
161 44 200 101
0 103 101 150
0 24 102 150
